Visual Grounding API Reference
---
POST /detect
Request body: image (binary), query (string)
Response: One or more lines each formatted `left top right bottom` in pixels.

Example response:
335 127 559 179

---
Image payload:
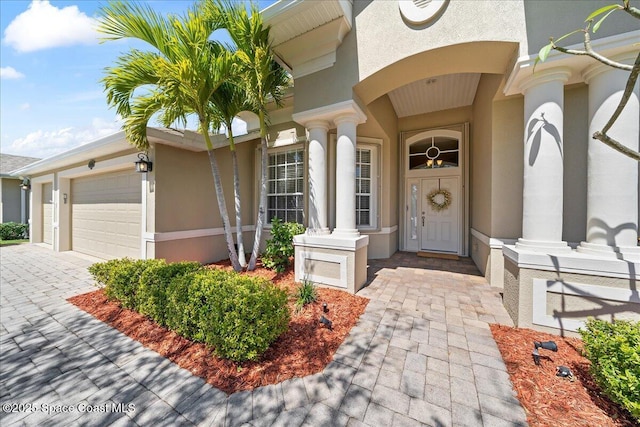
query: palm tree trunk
204 132 242 272
248 133 268 270
230 147 247 267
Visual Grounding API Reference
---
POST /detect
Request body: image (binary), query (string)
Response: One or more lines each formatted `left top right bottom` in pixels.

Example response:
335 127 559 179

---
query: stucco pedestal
502 245 639 335
293 234 369 294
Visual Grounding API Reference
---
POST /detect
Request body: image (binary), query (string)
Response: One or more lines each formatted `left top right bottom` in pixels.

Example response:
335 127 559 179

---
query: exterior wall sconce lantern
88 159 96 170
135 153 152 173
20 178 30 191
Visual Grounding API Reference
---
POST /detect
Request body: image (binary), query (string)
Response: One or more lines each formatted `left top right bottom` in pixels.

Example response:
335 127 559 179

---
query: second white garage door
71 170 142 259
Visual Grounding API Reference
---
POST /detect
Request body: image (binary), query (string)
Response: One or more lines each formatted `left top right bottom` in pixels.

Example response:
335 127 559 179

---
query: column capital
305 120 330 131
582 51 638 84
333 113 362 127
520 67 571 94
292 99 367 128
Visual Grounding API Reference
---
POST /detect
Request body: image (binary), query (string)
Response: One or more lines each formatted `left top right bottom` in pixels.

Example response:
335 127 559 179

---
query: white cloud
5 117 123 158
3 1 98 53
0 66 25 79
19 103 30 111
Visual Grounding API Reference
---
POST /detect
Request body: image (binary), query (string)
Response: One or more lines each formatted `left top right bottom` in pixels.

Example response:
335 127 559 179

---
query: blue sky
0 0 276 159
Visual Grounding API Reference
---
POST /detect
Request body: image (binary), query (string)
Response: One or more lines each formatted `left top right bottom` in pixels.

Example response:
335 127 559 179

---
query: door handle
422 216 425 226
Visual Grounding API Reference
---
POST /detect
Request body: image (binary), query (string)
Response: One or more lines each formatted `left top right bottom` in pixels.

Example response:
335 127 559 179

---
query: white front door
421 177 459 253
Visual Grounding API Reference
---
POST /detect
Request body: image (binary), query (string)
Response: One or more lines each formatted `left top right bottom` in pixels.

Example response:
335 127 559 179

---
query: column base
293 234 369 294
515 238 572 253
306 228 331 236
576 241 640 262
332 228 360 238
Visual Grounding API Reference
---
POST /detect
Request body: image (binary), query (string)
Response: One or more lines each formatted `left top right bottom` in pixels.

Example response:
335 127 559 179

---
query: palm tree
98 0 243 271
210 81 253 267
212 0 291 270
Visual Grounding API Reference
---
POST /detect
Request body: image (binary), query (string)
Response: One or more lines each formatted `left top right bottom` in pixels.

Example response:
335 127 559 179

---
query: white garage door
42 183 53 245
71 170 141 259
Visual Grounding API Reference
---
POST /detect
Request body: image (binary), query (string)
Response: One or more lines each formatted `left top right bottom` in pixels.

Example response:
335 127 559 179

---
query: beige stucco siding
154 142 257 233
42 182 53 245
522 1 639 57
71 170 141 259
354 1 527 83
471 74 501 237
491 97 524 239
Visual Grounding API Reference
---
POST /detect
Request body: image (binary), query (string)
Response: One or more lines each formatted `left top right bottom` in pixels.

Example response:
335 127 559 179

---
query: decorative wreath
426 188 452 212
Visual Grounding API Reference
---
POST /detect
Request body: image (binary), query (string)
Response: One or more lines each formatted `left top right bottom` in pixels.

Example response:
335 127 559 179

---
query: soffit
263 0 350 46
388 73 481 118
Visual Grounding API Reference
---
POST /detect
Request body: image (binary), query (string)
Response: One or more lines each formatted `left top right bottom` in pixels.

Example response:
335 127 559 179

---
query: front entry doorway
402 126 467 255
421 177 459 253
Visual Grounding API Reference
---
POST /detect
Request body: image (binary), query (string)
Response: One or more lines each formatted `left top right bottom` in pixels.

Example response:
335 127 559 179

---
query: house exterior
1 153 39 224
12 0 639 334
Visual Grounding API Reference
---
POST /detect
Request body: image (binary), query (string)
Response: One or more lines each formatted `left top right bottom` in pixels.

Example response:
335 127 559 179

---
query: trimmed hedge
0 222 29 240
580 318 640 422
88 259 290 362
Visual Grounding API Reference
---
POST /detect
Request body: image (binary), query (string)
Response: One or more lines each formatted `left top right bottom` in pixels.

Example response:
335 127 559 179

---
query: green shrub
579 318 640 422
202 272 290 362
294 279 318 312
0 222 29 240
164 269 229 341
137 260 201 325
90 259 290 363
262 218 305 273
88 258 152 309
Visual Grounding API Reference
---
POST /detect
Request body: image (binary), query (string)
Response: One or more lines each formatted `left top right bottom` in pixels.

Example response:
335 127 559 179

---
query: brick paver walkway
0 244 527 426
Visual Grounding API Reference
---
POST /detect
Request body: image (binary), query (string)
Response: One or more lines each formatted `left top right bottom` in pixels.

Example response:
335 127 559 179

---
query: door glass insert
410 183 418 240
409 136 459 170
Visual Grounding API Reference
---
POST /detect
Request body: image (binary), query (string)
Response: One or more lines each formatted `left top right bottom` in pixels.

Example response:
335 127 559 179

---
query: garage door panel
72 170 141 260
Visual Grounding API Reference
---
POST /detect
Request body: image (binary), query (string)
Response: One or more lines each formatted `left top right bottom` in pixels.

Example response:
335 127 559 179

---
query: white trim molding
143 225 257 243
470 228 517 249
532 278 640 332
503 245 640 280
298 251 348 288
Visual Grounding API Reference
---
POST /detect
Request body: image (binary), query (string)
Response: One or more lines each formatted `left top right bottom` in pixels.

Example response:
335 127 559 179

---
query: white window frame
263 144 306 227
355 144 378 231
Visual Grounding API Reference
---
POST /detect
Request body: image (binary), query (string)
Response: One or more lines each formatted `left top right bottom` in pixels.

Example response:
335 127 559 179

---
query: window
408 136 459 170
267 148 304 224
356 147 376 228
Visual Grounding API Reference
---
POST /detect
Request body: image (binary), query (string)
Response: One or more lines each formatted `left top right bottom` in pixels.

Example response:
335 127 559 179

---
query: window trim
258 143 307 228
355 144 379 231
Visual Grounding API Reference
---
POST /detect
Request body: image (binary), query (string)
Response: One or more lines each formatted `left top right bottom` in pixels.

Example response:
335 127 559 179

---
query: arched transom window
408 135 459 170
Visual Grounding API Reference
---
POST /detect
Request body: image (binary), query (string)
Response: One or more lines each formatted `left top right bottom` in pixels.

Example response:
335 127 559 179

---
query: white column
577 52 640 261
516 68 572 253
307 120 330 235
333 113 360 237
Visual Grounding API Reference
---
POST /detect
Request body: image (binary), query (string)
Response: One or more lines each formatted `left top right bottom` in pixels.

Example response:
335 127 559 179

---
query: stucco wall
491 97 524 239
523 1 639 56
154 142 256 233
353 0 527 84
364 94 399 229
503 256 639 335
471 74 502 237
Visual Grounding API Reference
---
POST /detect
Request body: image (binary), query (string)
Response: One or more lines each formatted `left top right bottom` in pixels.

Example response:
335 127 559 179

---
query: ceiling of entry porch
387 73 481 118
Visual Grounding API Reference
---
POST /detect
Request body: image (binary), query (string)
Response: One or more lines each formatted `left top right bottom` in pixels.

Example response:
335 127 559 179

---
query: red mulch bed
68 261 368 394
490 324 638 427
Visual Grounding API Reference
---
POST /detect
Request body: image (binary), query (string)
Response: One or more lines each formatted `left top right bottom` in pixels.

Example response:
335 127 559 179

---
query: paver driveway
0 244 527 426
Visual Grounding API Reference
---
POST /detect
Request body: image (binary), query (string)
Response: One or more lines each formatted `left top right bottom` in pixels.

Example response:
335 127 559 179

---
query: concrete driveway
0 244 527 426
